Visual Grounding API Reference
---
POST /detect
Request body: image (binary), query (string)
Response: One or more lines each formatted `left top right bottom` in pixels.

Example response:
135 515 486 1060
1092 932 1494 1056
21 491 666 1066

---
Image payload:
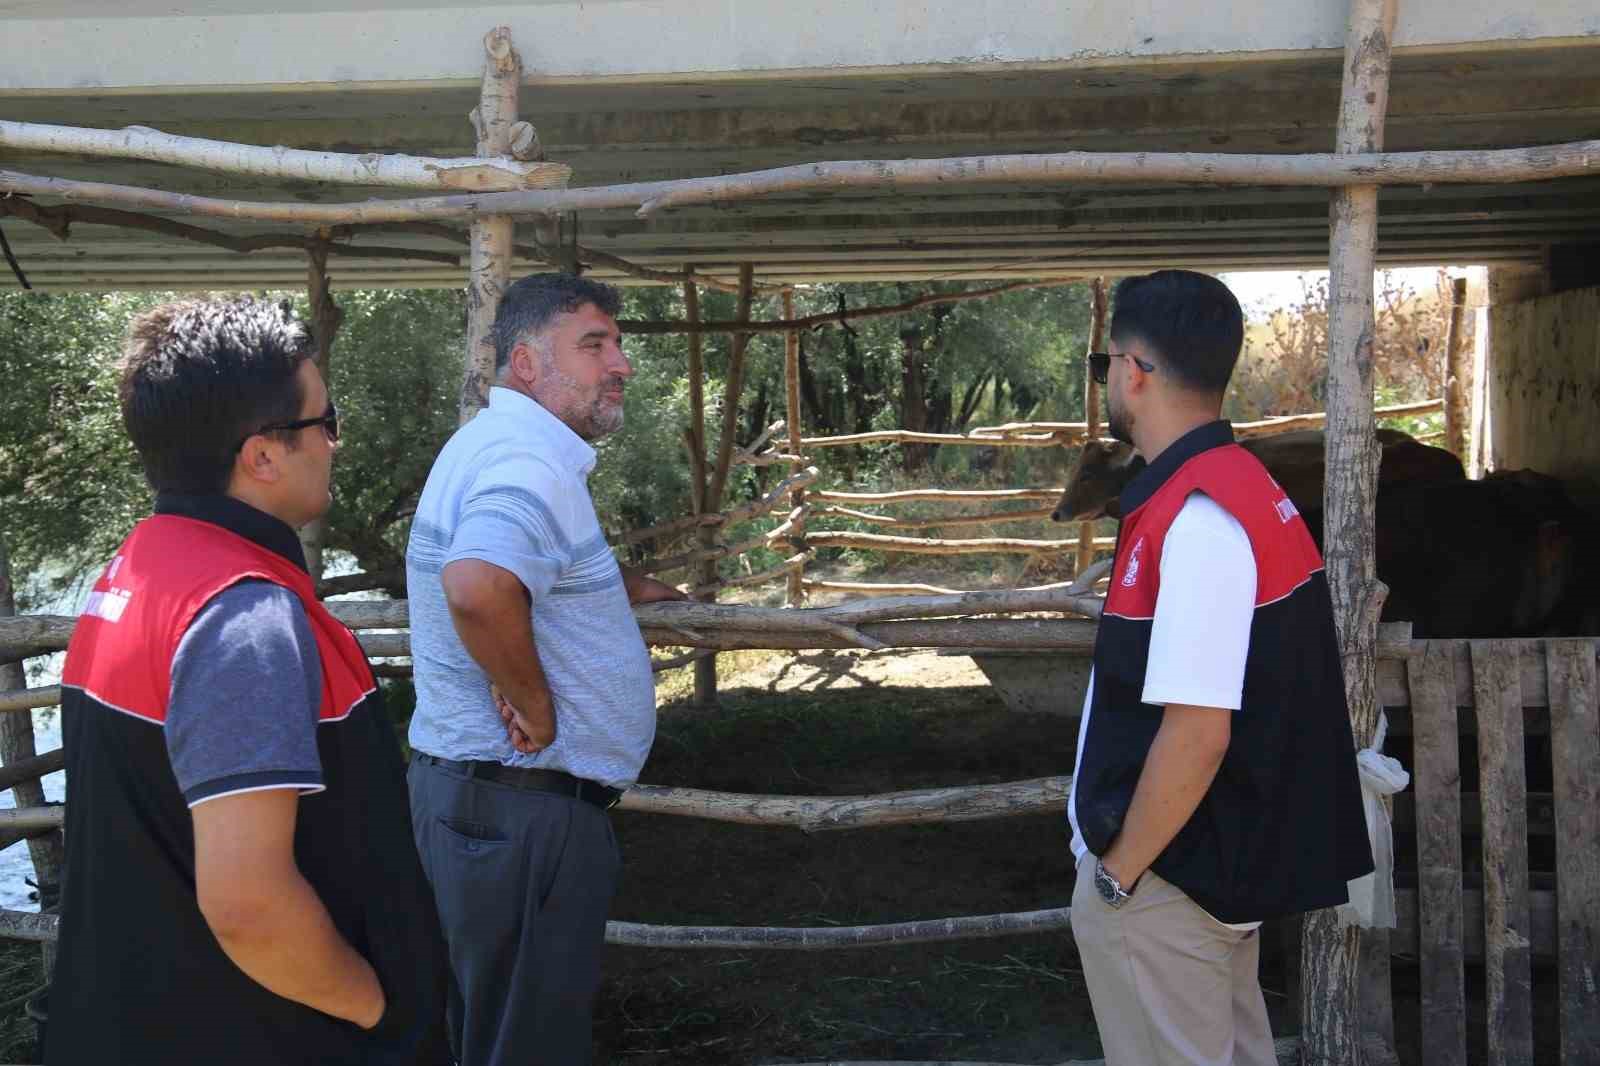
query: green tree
311 288 466 589
0 291 161 604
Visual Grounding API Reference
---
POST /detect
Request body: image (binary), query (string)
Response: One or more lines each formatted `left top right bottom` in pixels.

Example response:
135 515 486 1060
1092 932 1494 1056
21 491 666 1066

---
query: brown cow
1051 428 1462 524
1377 470 1598 637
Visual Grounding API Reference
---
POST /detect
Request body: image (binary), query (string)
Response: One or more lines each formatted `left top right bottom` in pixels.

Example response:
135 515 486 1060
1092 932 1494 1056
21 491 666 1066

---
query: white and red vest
1073 422 1373 923
49 495 446 1065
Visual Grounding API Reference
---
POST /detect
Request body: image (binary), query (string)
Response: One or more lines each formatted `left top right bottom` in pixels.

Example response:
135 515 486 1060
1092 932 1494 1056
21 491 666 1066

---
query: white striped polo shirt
405 386 655 788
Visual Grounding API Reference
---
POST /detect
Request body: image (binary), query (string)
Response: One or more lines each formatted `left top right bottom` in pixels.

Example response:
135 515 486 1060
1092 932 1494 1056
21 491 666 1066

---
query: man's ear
234 436 282 487
508 340 540 387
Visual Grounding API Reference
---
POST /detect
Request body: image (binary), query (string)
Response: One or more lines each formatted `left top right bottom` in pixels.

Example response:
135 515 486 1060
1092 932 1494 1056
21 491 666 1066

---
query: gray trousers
408 756 621 1066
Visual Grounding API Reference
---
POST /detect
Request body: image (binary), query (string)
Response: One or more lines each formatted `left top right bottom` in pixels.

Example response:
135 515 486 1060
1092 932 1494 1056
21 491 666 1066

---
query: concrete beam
4 0 1599 94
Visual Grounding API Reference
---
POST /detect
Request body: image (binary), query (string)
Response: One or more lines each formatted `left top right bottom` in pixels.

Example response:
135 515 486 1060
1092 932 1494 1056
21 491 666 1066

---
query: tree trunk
299 240 343 581
1305 1 1398 1064
783 291 807 607
459 27 521 423
683 274 719 706
0 535 64 975
899 327 930 471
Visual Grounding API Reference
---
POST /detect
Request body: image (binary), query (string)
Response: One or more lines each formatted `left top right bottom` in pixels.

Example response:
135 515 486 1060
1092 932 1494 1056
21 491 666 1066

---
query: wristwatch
1094 858 1136 909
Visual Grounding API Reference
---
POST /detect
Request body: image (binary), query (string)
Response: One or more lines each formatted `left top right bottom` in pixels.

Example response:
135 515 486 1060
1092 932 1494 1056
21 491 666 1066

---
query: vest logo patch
1274 497 1299 523
1121 536 1146 588
83 587 132 623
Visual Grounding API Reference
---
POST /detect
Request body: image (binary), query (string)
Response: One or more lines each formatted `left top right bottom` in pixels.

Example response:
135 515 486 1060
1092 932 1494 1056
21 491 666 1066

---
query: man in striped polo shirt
406 273 684 1066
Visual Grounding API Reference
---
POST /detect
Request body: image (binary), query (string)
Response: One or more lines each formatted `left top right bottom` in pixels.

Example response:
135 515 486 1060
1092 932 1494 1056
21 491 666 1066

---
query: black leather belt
415 753 623 810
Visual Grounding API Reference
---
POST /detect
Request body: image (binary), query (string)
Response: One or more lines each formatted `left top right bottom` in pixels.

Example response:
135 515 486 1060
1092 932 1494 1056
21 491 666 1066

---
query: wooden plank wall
1470 641 1534 1066
1397 637 1600 1066
1408 642 1466 1066
1544 641 1600 1064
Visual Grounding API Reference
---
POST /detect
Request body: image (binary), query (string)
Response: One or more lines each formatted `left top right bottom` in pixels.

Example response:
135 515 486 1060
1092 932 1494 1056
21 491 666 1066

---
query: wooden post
299 239 342 581
707 264 756 512
1442 276 1470 461
1302 1 1398 1064
683 272 718 705
1076 277 1107 578
693 263 755 705
1544 640 1600 1065
0 535 63 975
459 27 521 424
783 290 807 607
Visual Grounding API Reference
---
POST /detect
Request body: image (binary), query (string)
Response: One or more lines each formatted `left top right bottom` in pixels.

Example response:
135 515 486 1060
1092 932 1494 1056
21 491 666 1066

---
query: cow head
1052 438 1145 522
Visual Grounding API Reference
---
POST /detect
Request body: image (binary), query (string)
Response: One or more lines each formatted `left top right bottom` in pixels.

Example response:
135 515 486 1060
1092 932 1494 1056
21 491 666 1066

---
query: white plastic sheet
1338 711 1411 929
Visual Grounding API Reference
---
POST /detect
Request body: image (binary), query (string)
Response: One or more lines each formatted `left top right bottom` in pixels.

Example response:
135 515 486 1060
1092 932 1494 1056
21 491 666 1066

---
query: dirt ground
594 648 1299 1065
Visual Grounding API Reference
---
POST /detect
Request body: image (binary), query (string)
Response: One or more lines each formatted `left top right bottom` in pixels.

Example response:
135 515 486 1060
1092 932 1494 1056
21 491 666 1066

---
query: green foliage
0 287 468 599
1 281 1095 600
310 288 466 579
588 285 703 540
0 291 166 604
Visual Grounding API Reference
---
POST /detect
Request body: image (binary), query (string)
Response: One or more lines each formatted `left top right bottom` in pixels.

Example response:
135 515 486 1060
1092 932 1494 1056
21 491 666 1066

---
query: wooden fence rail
2 624 1596 1066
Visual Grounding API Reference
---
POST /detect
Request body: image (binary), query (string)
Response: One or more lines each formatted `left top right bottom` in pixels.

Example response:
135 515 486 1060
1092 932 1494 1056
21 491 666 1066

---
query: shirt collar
486 386 597 476
153 493 309 572
1117 420 1236 516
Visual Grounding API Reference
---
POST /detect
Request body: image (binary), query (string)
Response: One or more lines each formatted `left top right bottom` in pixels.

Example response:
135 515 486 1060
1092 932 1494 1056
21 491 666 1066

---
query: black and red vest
1072 422 1373 923
48 495 446 1065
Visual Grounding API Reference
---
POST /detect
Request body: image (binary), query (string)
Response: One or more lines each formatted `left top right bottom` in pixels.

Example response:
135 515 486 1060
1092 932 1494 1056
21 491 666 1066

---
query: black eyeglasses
1088 351 1157 386
235 402 339 453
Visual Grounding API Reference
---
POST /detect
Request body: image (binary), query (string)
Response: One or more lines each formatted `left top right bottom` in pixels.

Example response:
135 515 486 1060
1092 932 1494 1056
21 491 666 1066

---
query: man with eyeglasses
49 296 447 1065
1067 271 1372 1065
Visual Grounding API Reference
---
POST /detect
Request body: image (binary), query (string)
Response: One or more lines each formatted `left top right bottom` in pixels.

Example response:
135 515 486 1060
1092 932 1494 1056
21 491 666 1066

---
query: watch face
1095 867 1118 903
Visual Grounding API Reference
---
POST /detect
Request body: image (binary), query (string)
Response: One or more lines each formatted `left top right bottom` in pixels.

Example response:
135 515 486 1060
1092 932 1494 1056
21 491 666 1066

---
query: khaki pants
1071 857 1277 1066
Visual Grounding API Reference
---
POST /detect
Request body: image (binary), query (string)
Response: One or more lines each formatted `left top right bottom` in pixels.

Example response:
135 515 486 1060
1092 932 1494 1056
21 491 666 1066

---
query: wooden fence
609 396 1443 605
1 605 1594 1065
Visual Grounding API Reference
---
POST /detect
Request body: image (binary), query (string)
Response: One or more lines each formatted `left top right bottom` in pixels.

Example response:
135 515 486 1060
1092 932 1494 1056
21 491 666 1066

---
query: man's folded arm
441 558 556 751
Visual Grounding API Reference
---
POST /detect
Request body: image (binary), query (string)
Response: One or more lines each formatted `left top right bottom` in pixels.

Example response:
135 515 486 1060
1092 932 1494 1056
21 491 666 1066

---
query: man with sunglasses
1067 271 1372 1065
49 296 447 1065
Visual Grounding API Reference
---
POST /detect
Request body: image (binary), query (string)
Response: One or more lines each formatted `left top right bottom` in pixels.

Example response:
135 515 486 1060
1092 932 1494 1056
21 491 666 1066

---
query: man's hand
620 563 690 605
193 789 386 1028
492 682 553 754
442 559 558 750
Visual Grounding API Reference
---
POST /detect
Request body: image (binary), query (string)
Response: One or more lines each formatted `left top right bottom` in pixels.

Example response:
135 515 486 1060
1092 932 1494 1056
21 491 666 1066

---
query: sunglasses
235 402 340 453
1088 351 1157 386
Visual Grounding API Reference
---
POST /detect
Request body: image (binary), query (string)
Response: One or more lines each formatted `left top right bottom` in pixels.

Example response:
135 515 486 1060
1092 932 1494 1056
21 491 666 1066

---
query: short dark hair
118 296 313 495
492 273 623 372
1108 270 1244 394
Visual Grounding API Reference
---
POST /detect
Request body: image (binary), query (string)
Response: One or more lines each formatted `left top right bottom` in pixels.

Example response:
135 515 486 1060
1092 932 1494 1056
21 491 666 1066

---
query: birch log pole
1077 277 1107 577
6 142 1596 227
0 536 63 974
1303 1 1398 1064
1442 276 1470 461
783 291 807 606
0 119 568 192
299 240 342 581
459 28 522 423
